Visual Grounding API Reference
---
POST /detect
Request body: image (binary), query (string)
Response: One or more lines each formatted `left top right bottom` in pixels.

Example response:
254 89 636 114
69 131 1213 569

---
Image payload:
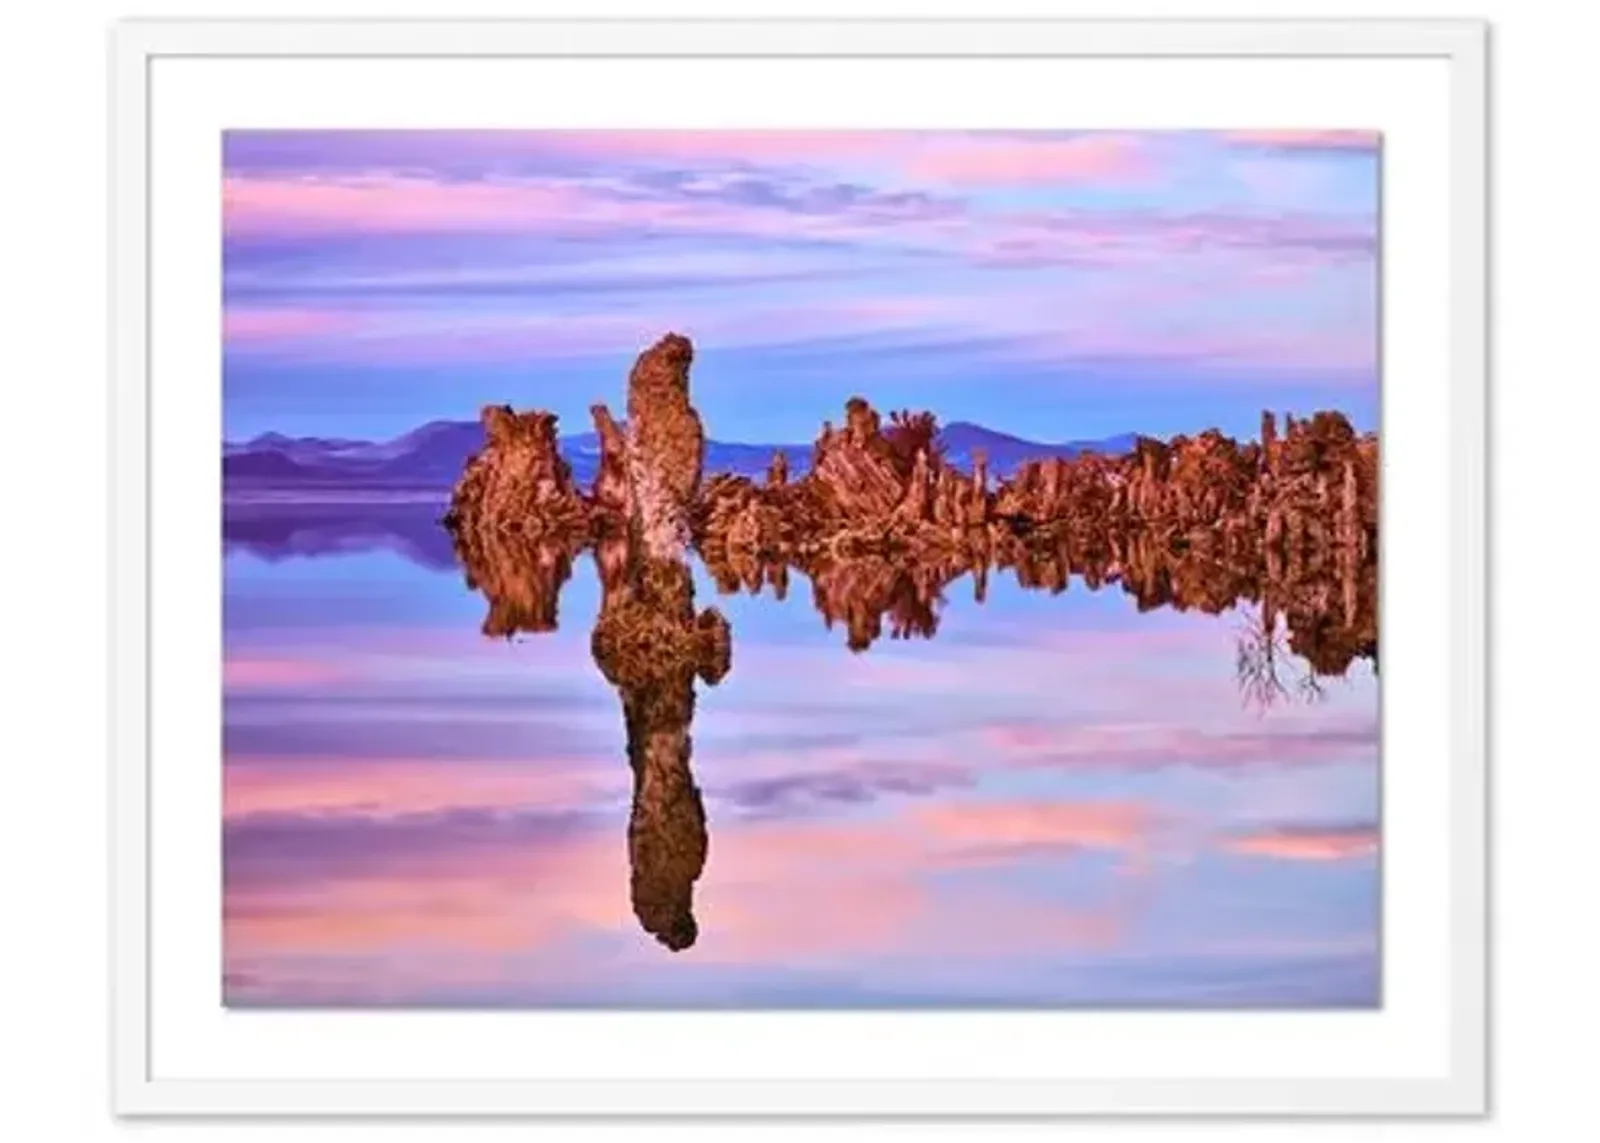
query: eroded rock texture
445 406 587 539
612 333 707 558
447 337 1376 578
588 403 631 525
447 335 1377 668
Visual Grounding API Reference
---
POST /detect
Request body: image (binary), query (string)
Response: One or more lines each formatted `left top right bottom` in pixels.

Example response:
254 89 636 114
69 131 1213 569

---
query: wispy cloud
1221 129 1380 154
220 128 1380 466
900 132 1152 185
224 170 1371 265
223 655 359 689
224 755 623 821
222 308 366 342
224 129 1161 187
1222 823 1380 862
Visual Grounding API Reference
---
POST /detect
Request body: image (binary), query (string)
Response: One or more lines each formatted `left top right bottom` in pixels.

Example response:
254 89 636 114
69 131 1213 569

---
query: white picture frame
110 17 1488 1119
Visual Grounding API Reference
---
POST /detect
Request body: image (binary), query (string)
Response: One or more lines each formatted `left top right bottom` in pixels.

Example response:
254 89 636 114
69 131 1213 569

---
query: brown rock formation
883 409 943 477
766 449 788 488
988 408 1376 564
614 332 706 558
808 396 909 522
695 395 996 566
588 403 631 522
443 406 588 634
445 406 586 541
445 341 1377 662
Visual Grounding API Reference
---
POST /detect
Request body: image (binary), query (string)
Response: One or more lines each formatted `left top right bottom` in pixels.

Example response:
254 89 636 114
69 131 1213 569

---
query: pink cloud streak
224 175 586 237
1222 130 1379 152
222 308 365 341
223 172 1370 266
426 129 1155 188
1223 826 1379 862
904 133 1150 185
223 656 356 689
223 756 621 821
916 800 1155 856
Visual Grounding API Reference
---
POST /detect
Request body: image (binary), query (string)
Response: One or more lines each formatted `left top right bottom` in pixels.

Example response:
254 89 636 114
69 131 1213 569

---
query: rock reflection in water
591 536 730 950
702 534 1377 682
454 545 732 952
451 524 1376 950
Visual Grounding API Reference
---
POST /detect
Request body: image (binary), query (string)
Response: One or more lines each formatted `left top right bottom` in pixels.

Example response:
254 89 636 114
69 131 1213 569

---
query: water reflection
445 513 1377 952
221 501 1380 1005
592 537 730 950
223 499 461 571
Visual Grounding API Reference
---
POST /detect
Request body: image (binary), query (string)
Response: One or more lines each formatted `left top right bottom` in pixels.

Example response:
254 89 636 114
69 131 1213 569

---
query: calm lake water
222 501 1379 1008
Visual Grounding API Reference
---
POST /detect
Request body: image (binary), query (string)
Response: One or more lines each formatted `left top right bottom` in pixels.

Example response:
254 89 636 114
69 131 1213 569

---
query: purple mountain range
223 419 1140 494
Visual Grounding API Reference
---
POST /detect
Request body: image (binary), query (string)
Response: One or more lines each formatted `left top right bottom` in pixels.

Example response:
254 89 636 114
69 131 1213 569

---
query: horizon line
223 408 1376 451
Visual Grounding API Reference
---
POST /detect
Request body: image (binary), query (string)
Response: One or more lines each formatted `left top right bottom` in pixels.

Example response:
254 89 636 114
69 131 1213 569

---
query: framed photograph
110 17 1488 1118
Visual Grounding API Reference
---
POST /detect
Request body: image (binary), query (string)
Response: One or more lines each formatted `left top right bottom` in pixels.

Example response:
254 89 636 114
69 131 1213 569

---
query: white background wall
1 1 1593 1140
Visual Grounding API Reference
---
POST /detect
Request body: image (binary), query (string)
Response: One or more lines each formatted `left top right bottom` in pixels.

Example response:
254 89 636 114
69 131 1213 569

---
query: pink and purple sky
222 129 1378 443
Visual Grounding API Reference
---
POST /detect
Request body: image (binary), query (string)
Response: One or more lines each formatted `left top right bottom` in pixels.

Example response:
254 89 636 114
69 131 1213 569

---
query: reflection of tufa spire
592 554 729 951
807 555 944 653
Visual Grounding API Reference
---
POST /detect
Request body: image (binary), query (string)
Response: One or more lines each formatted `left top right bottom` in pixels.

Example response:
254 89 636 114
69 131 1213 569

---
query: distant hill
222 431 373 462
222 418 1139 495
938 422 1140 474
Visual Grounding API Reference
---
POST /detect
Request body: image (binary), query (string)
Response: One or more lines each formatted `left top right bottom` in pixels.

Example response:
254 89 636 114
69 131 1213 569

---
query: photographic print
221 128 1380 1009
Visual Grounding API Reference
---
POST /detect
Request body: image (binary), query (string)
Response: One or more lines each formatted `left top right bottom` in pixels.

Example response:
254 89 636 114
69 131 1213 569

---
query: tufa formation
449 334 732 951
442 334 1380 948
445 334 1377 666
